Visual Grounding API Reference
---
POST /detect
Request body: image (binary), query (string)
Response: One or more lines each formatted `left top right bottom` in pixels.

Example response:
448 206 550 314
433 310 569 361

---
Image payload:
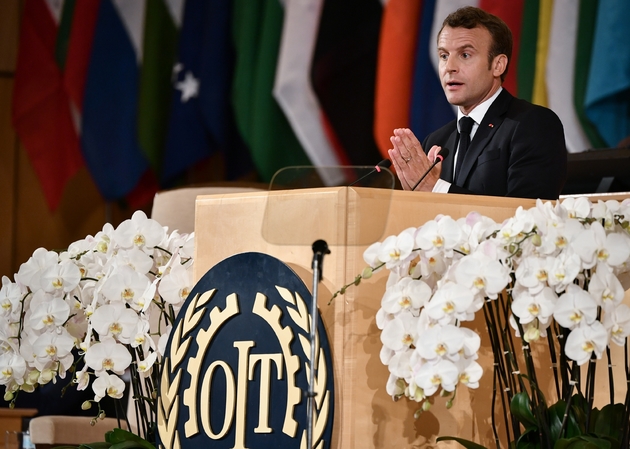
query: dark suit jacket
422 89 567 200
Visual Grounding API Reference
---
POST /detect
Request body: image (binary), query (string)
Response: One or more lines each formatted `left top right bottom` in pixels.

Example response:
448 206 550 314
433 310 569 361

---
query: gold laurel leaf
288 307 308 332
298 333 311 363
316 349 328 409
276 285 296 306
314 396 329 448
163 369 183 415
295 292 310 326
172 337 192 372
196 288 216 307
183 309 205 337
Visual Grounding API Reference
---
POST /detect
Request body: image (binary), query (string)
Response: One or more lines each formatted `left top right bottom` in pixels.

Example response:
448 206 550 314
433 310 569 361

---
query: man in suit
389 7 567 200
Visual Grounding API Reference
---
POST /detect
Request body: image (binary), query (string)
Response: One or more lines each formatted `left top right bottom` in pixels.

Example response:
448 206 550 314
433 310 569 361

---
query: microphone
411 147 450 191
348 159 392 187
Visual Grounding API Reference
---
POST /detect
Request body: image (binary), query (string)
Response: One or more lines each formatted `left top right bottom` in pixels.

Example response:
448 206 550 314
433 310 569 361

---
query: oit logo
157 253 335 449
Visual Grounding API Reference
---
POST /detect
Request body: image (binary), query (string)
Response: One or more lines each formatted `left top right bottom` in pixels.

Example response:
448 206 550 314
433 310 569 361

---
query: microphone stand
307 239 330 449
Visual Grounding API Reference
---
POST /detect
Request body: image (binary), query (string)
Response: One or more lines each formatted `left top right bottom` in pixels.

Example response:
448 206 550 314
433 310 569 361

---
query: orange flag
373 0 423 159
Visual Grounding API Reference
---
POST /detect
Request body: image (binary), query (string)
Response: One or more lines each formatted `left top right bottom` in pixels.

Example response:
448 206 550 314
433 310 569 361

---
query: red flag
12 0 84 211
64 0 101 112
479 0 525 96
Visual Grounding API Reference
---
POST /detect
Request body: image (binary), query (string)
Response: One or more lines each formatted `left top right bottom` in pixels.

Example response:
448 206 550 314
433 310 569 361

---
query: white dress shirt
432 87 503 193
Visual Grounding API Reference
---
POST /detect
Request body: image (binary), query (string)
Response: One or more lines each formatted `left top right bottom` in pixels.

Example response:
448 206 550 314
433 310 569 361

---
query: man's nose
445 57 458 72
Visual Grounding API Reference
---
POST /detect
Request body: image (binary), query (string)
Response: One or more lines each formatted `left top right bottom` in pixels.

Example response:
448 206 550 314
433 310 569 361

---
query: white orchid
553 284 599 330
603 304 630 346
0 211 194 439
415 324 466 362
364 197 630 417
84 338 132 375
425 282 474 325
415 216 462 256
158 254 194 306
414 359 459 396
16 248 59 291
113 210 166 253
377 228 416 269
380 312 418 353
511 285 557 326
573 221 630 269
380 277 432 315
90 303 140 344
564 321 608 365
92 372 126 401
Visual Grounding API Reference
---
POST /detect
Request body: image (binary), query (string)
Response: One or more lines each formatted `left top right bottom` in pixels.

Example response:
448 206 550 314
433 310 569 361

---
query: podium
193 187 545 448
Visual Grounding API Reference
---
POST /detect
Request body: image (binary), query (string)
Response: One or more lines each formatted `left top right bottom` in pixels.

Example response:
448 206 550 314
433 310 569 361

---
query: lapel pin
489 123 494 128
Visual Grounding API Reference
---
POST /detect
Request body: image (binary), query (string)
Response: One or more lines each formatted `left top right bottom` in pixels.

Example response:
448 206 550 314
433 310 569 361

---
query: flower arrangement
0 211 194 445
335 197 630 448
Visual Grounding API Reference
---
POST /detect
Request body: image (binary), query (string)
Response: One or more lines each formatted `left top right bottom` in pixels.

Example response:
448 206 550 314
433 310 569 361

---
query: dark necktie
454 116 475 184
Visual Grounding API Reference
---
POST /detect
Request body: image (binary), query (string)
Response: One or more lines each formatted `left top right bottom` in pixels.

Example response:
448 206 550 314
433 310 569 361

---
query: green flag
232 0 310 182
138 0 179 174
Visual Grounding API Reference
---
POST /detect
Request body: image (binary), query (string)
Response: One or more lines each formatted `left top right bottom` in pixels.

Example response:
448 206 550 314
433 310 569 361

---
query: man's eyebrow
438 44 476 53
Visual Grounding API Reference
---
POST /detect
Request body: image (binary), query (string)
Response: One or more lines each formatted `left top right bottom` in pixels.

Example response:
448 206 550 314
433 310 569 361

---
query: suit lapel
456 89 513 186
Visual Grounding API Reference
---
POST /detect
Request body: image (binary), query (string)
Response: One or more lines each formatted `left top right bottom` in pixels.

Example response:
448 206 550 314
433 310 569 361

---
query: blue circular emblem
157 252 335 449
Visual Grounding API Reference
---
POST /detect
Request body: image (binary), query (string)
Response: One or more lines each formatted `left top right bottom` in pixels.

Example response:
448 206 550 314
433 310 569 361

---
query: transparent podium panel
262 166 395 246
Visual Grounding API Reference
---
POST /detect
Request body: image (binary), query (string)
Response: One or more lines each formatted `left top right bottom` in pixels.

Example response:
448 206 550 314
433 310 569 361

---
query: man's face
437 25 504 115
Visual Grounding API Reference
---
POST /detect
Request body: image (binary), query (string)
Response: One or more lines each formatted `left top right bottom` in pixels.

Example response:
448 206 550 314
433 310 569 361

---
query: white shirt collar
457 87 503 130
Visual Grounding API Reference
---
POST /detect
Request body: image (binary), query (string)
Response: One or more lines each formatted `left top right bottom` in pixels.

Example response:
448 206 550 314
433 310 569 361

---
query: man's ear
493 54 508 78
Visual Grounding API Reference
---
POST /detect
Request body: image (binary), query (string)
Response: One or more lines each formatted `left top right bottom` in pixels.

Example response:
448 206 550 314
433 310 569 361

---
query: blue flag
81 0 148 200
409 0 456 143
162 0 251 184
584 0 630 148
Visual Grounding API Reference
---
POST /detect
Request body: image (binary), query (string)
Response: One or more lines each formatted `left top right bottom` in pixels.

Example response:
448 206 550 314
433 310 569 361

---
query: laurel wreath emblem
157 286 331 449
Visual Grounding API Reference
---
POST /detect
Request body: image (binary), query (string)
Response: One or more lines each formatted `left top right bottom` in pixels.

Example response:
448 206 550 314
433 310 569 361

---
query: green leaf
592 404 625 441
549 399 581 441
436 436 488 449
105 429 154 449
511 392 537 427
75 443 111 449
554 436 611 449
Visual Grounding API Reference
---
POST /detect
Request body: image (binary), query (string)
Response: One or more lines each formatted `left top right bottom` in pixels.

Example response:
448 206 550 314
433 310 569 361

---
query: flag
545 0 591 153
516 0 539 102
137 0 181 175
373 0 423 158
80 0 149 200
12 0 84 211
310 0 383 166
479 0 524 96
163 0 253 185
584 0 630 148
573 0 606 149
530 0 553 107
63 0 101 113
232 0 310 181
409 0 463 142
273 0 348 184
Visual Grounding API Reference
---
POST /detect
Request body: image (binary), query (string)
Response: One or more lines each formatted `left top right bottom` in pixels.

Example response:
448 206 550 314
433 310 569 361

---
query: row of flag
12 0 630 211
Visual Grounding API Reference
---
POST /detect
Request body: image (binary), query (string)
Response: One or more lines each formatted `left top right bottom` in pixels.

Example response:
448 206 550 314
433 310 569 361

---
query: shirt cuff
432 179 451 193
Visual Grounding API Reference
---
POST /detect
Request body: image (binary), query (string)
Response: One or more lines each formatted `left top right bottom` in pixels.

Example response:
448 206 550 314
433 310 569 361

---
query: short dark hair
439 6 512 82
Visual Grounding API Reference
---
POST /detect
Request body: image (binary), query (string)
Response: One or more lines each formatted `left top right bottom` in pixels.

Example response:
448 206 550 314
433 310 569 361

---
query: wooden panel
0 0 19 72
0 79 16 278
13 146 136 273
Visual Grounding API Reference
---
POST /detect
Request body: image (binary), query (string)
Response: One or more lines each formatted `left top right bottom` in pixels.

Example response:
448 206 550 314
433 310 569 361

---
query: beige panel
0 0 19 72
194 187 544 448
